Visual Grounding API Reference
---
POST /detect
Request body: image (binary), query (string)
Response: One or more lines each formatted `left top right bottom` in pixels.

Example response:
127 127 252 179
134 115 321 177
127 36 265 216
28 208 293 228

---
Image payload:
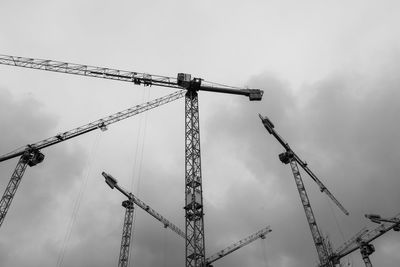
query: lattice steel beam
119 200 135 267
185 88 205 267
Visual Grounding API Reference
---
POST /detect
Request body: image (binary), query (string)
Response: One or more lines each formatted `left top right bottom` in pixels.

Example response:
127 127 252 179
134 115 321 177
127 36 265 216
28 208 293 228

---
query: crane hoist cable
326 194 346 244
129 89 152 265
57 132 102 267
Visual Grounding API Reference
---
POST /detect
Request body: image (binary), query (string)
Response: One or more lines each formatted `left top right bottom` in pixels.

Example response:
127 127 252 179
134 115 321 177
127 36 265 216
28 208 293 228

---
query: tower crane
259 114 349 267
0 90 186 228
205 226 272 267
102 171 185 238
102 172 270 267
330 213 400 267
102 172 187 267
0 54 264 267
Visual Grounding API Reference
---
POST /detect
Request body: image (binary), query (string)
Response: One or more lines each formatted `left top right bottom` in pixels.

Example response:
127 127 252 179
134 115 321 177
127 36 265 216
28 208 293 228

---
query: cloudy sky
1 1 400 267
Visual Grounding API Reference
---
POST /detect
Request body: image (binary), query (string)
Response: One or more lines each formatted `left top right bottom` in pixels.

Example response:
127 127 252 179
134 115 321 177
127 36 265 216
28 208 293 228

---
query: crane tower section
279 151 330 266
180 75 206 267
119 200 135 267
0 149 44 227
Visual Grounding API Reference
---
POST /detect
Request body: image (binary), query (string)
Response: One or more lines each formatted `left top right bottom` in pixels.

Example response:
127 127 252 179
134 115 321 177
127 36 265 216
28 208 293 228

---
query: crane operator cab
177 73 192 89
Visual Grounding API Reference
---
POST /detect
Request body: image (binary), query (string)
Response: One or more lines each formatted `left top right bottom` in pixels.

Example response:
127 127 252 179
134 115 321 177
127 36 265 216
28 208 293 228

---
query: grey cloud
0 88 88 267
202 61 400 267
1 59 400 267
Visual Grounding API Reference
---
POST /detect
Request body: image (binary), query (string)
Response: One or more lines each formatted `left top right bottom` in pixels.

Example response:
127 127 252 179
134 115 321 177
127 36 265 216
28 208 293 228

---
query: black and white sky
1 1 399 267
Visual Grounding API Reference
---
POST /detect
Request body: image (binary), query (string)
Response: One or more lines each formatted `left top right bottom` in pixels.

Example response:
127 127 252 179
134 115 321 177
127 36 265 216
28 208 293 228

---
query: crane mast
205 226 272 266
258 114 350 267
0 149 44 225
280 151 331 266
119 200 135 267
0 91 185 228
102 171 271 267
0 54 264 267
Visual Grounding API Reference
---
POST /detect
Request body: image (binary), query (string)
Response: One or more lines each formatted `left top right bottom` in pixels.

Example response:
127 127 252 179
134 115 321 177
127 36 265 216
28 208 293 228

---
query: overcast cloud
0 1 399 267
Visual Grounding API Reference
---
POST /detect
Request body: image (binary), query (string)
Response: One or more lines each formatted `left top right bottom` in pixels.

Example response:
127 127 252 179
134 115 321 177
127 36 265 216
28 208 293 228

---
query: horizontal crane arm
0 54 264 101
0 54 179 88
259 114 349 215
199 85 263 100
0 90 185 163
205 226 272 265
102 172 186 239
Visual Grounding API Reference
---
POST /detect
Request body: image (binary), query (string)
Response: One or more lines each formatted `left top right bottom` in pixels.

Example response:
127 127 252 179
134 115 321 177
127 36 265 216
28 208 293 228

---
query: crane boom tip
102 171 118 189
259 114 275 134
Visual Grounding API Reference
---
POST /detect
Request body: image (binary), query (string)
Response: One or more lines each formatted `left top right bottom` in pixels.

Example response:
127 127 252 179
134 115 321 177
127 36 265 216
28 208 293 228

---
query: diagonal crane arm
332 213 400 261
332 227 369 259
205 226 272 266
0 54 263 100
258 114 349 216
0 91 185 228
102 172 185 239
0 90 185 163
102 171 272 266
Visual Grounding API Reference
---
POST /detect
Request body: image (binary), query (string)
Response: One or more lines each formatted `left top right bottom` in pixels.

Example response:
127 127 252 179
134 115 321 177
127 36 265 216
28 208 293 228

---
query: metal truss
119 200 135 267
185 90 205 267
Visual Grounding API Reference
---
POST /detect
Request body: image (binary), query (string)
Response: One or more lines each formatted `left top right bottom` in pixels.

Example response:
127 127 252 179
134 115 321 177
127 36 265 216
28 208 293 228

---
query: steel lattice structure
184 89 205 267
205 226 272 266
119 200 135 267
102 172 186 239
0 149 44 227
0 91 185 228
0 54 263 267
331 213 400 266
283 152 331 266
259 114 347 267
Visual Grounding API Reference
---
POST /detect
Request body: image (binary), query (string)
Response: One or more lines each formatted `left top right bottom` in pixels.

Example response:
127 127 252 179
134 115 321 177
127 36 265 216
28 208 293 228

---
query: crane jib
0 90 185 163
